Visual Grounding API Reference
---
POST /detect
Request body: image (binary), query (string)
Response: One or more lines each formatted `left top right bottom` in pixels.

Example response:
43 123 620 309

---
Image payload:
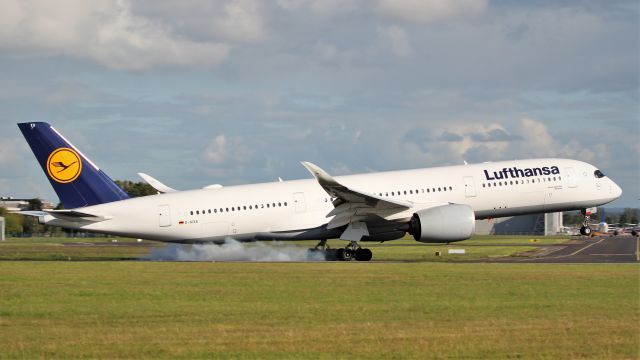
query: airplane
17 122 623 261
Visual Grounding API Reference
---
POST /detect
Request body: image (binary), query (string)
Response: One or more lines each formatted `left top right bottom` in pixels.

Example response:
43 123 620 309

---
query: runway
59 236 639 264
501 236 639 263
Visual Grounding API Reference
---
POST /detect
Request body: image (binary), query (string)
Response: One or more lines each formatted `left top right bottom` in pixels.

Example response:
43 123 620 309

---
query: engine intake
409 204 475 243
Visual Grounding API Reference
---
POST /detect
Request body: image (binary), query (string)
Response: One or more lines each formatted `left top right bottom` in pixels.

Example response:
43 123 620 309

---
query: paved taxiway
501 236 639 263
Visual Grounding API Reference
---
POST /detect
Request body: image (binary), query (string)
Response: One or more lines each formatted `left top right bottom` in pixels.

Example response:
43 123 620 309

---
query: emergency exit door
463 176 477 197
158 205 172 227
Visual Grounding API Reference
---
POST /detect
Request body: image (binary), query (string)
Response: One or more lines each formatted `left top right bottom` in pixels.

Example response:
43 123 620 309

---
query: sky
0 0 638 207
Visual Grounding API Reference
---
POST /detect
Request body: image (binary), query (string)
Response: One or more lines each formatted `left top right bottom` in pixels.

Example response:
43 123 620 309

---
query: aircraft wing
301 162 412 236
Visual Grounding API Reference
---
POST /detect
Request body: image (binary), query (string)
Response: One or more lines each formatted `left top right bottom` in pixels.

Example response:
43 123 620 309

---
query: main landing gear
311 240 373 261
580 208 593 236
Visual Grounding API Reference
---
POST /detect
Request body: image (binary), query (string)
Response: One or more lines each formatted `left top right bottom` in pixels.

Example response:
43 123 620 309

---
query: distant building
0 197 54 211
475 212 563 236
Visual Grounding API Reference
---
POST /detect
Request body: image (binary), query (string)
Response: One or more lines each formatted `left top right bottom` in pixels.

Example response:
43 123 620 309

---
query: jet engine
409 204 475 243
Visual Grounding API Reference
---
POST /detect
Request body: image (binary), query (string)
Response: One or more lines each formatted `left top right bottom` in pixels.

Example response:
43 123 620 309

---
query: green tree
115 180 157 197
4 213 23 235
620 208 639 225
27 198 43 210
619 212 628 225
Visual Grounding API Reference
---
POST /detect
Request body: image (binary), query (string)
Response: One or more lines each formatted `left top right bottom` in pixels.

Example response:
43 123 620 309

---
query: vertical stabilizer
17 122 130 208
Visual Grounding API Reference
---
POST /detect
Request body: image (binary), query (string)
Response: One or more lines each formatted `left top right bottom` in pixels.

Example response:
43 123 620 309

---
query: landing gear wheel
580 209 593 237
341 248 354 261
355 248 373 261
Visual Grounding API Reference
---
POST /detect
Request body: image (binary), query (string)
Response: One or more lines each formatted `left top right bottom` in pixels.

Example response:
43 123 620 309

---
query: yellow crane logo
47 148 82 183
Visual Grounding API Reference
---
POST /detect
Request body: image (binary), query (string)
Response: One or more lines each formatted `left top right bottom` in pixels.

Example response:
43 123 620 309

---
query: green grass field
0 262 637 359
0 236 637 359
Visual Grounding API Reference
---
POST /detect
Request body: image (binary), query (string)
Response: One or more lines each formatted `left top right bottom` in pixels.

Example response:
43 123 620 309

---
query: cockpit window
594 170 605 178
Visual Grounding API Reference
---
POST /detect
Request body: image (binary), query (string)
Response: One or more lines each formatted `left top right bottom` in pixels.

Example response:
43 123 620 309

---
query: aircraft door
158 204 171 227
463 176 477 198
293 192 306 213
564 167 577 188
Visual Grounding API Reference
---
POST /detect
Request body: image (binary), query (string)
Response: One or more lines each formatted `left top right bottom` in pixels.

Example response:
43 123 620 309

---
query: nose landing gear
580 208 595 236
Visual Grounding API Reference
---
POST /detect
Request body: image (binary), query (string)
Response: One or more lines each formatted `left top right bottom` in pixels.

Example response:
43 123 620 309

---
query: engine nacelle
409 204 475 243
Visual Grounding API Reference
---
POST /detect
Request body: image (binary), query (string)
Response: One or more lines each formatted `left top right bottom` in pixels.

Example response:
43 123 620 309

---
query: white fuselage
46 158 622 243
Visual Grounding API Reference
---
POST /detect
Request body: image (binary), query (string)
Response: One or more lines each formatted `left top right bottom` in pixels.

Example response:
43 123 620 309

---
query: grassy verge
0 235 568 261
0 262 637 359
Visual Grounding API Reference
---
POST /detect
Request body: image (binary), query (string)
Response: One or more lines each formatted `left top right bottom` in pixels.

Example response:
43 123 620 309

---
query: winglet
138 173 177 193
301 161 341 188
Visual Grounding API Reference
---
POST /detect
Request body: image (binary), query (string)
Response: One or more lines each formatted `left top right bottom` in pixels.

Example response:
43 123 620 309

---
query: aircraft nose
611 181 622 198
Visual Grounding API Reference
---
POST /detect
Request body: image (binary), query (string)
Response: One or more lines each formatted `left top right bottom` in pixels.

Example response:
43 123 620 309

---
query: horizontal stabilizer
19 209 110 222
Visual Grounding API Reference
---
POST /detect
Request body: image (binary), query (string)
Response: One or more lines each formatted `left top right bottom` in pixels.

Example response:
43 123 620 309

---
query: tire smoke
146 238 326 262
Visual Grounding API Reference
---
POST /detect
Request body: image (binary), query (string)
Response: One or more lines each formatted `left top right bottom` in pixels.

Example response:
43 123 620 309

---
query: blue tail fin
18 122 130 209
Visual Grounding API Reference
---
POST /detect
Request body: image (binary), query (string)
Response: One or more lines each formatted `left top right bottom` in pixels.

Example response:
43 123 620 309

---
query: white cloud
211 0 266 43
204 135 228 164
377 25 413 58
0 0 229 70
400 118 606 166
278 0 359 16
203 134 254 165
376 0 488 24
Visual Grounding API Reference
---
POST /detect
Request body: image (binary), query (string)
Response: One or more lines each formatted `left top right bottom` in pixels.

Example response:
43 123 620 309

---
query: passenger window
284 202 288 206
208 209 211 214
190 211 194 215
